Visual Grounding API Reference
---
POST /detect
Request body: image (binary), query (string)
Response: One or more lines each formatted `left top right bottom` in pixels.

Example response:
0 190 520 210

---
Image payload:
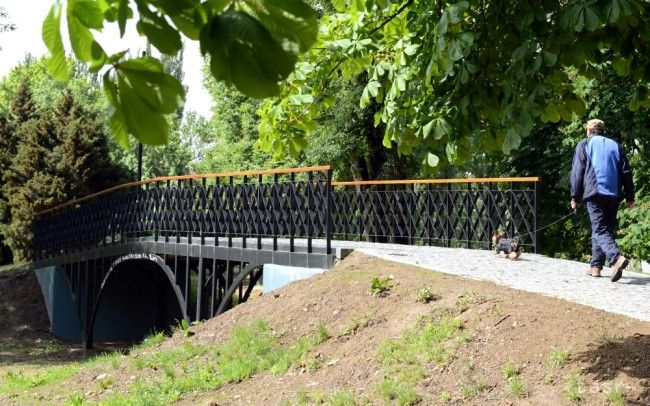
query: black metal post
326 169 332 255
487 182 494 250
534 180 539 253
137 143 143 181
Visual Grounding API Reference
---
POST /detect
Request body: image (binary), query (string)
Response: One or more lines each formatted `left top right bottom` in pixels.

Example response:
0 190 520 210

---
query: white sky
0 0 213 118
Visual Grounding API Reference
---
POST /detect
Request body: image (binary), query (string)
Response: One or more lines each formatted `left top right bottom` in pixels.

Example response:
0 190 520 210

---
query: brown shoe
586 266 601 277
610 255 629 282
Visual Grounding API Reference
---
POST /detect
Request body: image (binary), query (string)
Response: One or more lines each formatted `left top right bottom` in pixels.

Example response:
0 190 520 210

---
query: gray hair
586 119 605 135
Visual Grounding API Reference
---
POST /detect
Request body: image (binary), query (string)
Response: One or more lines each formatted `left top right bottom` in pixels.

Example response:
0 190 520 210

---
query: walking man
570 119 635 282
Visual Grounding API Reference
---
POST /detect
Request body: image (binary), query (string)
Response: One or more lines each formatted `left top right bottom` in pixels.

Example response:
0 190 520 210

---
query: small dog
492 230 521 260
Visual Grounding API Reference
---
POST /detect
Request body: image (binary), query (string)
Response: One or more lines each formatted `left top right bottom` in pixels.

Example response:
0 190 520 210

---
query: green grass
548 346 570 368
439 391 452 402
502 361 527 398
562 372 584 402
370 276 393 296
376 316 465 405
461 377 487 399
416 286 440 303
293 387 363 405
605 382 626 405
101 320 316 405
316 323 331 344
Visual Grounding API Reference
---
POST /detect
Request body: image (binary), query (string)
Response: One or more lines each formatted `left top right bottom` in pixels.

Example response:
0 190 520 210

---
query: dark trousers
585 195 621 267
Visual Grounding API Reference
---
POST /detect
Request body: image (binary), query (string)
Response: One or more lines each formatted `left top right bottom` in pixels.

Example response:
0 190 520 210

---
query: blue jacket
570 134 634 203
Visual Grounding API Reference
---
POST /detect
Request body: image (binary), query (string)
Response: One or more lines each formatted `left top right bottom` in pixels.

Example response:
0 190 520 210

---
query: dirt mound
0 265 50 340
175 252 649 405
1 253 648 405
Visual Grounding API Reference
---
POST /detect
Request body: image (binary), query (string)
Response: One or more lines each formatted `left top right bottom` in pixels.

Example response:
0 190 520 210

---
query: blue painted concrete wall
34 266 82 342
262 264 326 292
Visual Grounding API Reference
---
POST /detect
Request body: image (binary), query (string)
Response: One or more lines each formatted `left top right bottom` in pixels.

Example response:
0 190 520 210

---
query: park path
330 241 650 322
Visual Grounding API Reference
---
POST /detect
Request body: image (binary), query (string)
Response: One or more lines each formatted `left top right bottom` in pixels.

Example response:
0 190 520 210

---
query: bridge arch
86 254 188 346
215 262 264 316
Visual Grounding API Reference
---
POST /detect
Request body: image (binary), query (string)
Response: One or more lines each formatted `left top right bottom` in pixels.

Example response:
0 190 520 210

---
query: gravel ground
330 241 650 322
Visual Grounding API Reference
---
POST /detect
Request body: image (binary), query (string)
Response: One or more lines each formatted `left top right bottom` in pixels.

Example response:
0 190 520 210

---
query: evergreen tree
0 81 38 264
1 87 127 261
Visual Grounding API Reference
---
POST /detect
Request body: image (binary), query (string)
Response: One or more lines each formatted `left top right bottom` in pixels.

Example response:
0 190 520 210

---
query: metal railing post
326 168 332 255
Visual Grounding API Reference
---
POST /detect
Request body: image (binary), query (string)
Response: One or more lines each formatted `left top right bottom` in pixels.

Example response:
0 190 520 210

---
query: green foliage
43 0 319 146
316 322 331 344
104 320 316 405
370 275 393 296
416 286 440 303
502 361 527 398
605 382 626 406
0 82 126 261
562 372 584 402
618 197 650 261
259 0 650 168
548 347 571 368
376 316 463 405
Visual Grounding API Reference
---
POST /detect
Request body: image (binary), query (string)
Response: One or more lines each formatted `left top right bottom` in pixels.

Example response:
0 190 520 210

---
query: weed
507 376 527 398
328 389 357 406
370 276 393 296
338 317 370 338
548 346 570 368
543 372 555 384
605 383 626 406
376 316 464 405
377 377 420 406
304 356 321 373
455 291 485 311
562 372 583 402
174 319 194 337
598 326 617 346
65 393 86 406
133 331 166 352
440 391 452 402
102 320 316 405
416 286 440 303
296 387 310 404
502 361 520 381
462 378 487 399
316 323 331 344
97 376 113 391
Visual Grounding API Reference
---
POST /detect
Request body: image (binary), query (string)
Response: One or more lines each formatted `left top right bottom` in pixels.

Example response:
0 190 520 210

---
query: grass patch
293 387 364 405
416 286 440 303
502 361 527 398
338 317 370 338
461 377 487 399
102 320 316 405
316 323 331 344
376 316 465 405
440 391 452 402
370 276 393 296
562 372 584 402
598 325 617 346
605 382 626 405
548 346 570 368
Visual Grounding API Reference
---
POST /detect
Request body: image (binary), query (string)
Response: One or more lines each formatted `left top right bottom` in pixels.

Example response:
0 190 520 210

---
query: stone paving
331 241 650 322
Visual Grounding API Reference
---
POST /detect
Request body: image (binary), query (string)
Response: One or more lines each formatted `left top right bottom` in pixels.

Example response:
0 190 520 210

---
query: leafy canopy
42 0 319 147
258 0 650 167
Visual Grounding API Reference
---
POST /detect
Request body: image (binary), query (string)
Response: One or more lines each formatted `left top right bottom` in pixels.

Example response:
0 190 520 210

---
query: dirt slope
1 253 648 405
174 252 649 405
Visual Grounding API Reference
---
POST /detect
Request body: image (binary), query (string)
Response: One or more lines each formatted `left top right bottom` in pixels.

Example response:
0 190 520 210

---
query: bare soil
1 253 649 405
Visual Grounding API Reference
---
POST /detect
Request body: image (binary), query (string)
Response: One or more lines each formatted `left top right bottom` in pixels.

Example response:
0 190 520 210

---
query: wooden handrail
38 169 539 216
332 177 540 186
38 165 332 216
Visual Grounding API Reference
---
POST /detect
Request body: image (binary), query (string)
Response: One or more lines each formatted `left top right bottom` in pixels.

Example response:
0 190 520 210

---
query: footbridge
32 166 538 347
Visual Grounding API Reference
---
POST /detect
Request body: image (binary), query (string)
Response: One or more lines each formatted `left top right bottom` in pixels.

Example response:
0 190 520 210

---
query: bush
618 196 650 262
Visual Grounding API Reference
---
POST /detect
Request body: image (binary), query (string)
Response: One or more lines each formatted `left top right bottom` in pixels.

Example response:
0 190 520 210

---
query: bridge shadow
574 333 650 405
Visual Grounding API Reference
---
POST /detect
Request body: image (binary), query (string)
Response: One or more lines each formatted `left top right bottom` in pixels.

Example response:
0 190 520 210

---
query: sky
0 0 213 118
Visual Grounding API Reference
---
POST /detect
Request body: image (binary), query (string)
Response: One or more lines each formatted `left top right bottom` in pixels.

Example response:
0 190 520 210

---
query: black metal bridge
33 166 538 347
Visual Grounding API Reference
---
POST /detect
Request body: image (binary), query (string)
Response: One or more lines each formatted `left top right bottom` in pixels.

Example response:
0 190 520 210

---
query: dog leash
513 209 577 240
